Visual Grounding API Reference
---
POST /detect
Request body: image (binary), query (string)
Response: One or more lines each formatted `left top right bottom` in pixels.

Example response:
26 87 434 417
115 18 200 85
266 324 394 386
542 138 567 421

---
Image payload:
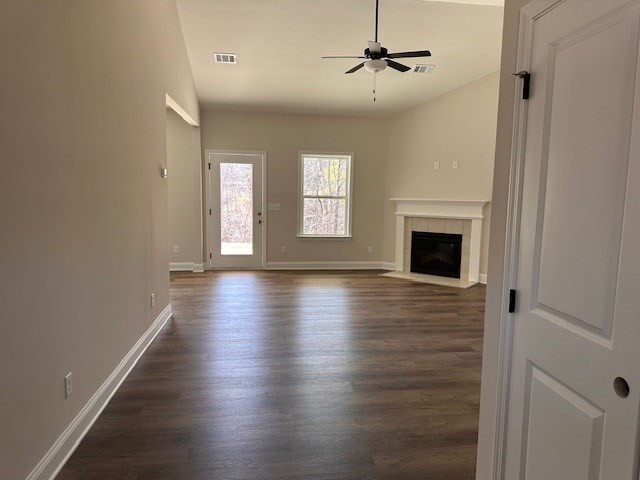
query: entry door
504 0 640 478
208 151 264 269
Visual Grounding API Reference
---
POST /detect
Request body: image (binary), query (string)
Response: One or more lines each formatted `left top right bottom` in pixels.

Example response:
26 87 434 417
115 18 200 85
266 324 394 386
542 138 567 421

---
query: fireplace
410 231 463 279
388 199 488 286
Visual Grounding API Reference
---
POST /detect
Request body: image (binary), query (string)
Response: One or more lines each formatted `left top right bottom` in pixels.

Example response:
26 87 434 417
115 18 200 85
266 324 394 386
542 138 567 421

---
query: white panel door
207 151 265 269
505 0 640 478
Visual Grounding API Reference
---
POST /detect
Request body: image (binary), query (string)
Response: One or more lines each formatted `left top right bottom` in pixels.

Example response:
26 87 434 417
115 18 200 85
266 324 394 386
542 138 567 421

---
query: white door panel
535 11 636 339
505 0 640 478
524 365 605 480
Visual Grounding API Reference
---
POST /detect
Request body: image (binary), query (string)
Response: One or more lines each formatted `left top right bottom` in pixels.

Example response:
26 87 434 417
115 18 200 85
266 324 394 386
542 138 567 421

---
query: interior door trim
489 0 566 478
204 149 267 270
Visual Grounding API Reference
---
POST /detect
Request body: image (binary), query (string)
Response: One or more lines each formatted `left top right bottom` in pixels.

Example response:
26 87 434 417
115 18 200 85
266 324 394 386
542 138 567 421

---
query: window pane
303 156 348 197
219 163 253 255
303 198 346 235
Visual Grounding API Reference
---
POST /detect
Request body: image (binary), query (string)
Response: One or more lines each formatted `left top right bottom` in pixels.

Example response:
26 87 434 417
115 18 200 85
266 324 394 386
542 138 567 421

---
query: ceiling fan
322 0 431 74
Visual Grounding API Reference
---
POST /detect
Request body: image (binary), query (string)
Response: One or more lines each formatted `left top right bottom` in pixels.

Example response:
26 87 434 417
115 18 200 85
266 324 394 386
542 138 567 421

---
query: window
298 152 353 237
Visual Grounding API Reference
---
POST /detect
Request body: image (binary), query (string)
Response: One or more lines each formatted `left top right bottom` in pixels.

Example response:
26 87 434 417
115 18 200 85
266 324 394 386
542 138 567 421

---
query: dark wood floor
57 270 486 480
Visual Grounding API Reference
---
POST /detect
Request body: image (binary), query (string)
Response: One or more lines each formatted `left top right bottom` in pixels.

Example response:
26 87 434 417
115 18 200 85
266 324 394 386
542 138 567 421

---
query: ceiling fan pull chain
373 73 377 102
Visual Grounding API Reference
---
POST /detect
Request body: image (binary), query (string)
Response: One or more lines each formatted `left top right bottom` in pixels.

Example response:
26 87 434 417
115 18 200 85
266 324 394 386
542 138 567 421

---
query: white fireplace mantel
391 198 489 283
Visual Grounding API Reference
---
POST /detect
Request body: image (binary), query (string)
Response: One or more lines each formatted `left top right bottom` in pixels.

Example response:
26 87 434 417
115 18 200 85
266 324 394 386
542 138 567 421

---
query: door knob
614 377 630 398
258 219 264 224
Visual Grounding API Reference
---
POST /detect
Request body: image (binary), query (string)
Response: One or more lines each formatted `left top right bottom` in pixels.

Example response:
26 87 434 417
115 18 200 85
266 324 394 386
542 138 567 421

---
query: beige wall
382 72 500 277
0 2 198 478
201 112 388 263
166 108 203 268
476 2 528 479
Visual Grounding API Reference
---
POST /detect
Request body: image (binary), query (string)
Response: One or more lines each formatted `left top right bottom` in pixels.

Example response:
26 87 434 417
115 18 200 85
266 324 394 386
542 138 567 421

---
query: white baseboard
170 262 193 271
26 304 172 480
266 261 388 270
380 262 396 271
478 273 488 284
170 262 204 273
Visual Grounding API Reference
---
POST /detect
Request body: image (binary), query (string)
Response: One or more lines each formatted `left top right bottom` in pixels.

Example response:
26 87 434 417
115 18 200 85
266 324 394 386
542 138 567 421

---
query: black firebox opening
410 231 462 279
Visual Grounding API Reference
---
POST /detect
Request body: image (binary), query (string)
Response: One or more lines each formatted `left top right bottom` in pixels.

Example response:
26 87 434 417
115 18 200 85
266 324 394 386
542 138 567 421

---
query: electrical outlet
453 160 459 169
64 372 72 399
173 245 179 254
368 246 374 254
281 245 287 254
434 161 440 170
150 293 155 308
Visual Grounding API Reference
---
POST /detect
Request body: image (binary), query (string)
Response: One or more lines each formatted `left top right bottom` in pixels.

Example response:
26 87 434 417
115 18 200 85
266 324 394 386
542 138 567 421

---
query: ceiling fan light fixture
364 59 387 73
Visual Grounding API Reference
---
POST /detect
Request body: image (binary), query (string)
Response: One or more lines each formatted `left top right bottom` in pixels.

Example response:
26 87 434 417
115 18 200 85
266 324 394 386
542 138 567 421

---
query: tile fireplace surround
387 198 488 287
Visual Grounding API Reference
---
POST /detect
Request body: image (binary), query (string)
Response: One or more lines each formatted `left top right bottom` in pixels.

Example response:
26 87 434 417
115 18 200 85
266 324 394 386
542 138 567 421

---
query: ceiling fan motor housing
365 47 388 59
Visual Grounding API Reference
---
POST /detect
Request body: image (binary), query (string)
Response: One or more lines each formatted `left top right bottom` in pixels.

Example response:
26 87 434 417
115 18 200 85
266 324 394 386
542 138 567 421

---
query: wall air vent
413 64 435 74
214 53 237 64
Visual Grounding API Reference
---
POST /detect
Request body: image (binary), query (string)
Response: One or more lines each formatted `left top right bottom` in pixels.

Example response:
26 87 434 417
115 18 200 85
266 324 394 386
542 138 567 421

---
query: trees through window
299 153 353 237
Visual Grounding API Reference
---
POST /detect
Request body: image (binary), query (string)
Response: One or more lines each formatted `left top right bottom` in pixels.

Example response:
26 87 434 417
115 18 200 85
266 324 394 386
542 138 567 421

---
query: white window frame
297 151 354 238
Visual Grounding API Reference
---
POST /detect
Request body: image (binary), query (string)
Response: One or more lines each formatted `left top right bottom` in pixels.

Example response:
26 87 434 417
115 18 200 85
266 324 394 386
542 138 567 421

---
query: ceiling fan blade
322 56 367 59
386 59 411 73
386 50 432 59
345 62 365 74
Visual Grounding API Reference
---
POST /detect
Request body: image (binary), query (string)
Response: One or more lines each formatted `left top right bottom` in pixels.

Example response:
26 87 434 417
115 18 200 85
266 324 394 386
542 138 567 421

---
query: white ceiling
176 0 504 117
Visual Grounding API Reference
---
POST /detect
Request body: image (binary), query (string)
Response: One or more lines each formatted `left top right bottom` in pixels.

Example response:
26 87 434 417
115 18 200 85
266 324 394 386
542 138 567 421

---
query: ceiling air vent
214 53 237 64
413 64 435 74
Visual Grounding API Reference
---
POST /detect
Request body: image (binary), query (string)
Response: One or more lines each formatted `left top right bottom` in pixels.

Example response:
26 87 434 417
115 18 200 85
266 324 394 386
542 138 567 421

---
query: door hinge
508 289 517 313
512 71 530 100
208 162 211 170
209 208 212 215
209 253 212 259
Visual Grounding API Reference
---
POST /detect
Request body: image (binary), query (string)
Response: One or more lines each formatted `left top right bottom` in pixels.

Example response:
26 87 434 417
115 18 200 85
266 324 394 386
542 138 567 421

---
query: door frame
204 149 267 270
487 0 564 478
